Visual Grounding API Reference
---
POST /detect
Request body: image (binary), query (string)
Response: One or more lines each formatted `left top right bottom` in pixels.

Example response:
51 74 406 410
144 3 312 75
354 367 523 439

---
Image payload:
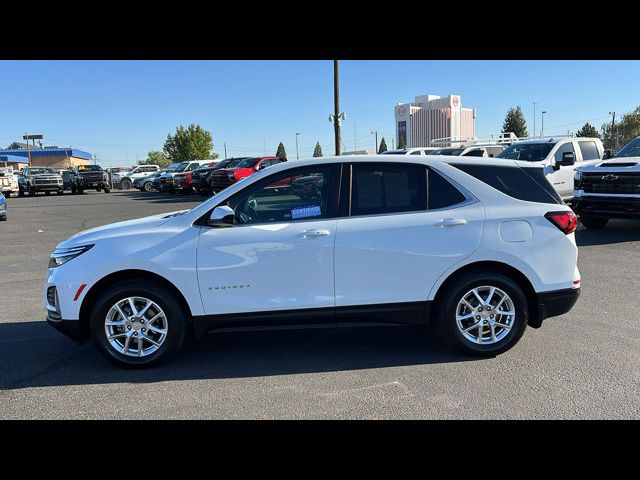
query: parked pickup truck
573 136 640 229
70 165 111 194
18 167 64 196
0 166 19 198
496 137 604 202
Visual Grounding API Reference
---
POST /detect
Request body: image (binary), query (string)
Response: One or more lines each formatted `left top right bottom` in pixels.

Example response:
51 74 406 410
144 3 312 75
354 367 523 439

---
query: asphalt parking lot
1 190 640 419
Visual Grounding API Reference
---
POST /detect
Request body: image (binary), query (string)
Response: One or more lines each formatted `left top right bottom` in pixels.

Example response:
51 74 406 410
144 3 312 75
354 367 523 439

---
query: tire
29 187 36 196
0 214 5 221
143 182 153 192
78 188 84 194
90 280 187 367
437 270 528 357
18 188 24 197
44 191 51 195
57 190 63 195
4 191 10 198
120 178 132 190
96 188 101 192
71 186 76 194
580 216 609 229
104 187 111 193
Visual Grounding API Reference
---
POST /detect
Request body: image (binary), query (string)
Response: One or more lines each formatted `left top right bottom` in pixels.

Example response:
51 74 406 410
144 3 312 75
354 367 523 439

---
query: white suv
496 137 604 201
112 165 160 190
44 155 581 367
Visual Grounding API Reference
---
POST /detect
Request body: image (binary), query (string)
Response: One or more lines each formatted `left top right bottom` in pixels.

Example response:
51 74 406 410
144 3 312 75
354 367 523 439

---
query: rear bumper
573 196 640 219
530 287 580 328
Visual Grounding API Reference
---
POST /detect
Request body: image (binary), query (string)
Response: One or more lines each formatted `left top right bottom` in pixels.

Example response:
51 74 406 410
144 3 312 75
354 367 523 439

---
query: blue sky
0 60 638 166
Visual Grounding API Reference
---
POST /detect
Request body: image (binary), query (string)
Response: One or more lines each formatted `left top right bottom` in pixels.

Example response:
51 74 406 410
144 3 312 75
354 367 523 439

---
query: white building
395 94 476 148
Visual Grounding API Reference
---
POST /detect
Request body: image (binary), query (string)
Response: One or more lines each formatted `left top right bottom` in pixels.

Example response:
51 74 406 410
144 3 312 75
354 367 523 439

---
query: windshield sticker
291 205 321 219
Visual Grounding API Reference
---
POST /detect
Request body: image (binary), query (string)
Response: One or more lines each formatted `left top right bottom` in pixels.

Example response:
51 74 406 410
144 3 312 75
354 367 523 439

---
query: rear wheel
90 280 187 367
438 270 528 357
120 178 132 190
4 191 10 198
143 181 153 192
580 216 608 229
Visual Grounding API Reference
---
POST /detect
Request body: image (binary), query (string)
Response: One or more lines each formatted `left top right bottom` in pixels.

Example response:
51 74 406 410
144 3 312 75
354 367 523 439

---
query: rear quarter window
451 164 562 204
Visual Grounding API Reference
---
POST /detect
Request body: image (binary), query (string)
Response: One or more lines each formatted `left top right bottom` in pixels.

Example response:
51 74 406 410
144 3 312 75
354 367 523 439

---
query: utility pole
224 142 227 158
25 133 32 166
541 111 547 138
609 111 616 150
295 133 301 160
532 102 537 139
371 130 378 153
328 60 344 156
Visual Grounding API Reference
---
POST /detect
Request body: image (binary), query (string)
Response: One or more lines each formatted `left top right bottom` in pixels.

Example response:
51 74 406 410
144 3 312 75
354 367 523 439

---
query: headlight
574 171 583 188
227 173 235 180
49 244 94 268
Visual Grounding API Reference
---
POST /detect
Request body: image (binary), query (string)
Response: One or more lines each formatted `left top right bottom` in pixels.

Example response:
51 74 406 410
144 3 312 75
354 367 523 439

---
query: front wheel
90 280 187 367
438 271 528 357
580 217 608 229
3 191 10 198
120 178 132 190
143 182 153 192
104 187 111 193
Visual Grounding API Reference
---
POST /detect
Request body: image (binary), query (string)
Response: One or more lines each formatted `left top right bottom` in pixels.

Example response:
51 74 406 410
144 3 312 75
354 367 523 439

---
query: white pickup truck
496 137 604 202
0 166 19 198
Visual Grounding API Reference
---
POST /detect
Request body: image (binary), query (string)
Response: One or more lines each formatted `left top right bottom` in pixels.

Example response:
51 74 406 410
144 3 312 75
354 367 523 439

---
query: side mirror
258 163 268 170
208 205 235 227
555 151 575 170
603 149 613 160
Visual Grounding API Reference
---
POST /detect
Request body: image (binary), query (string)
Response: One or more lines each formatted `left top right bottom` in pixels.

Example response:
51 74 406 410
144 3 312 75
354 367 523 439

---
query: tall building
395 94 476 148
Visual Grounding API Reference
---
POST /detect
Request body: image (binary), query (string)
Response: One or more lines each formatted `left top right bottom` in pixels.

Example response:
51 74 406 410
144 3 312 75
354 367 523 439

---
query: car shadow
114 191 208 204
0 321 472 391
575 219 640 246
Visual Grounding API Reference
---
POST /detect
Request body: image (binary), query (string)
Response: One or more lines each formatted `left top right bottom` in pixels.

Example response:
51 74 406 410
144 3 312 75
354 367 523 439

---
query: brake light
545 211 577 234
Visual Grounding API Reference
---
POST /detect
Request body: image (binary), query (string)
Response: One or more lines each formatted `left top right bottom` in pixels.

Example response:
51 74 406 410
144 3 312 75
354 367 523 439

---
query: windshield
382 149 407 155
27 168 56 175
496 142 555 161
173 162 190 173
235 157 260 169
615 137 640 158
431 148 465 156
77 165 103 172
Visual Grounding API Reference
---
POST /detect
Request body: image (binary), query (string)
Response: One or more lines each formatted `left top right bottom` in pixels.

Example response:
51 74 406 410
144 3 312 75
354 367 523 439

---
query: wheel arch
78 269 193 341
430 261 540 328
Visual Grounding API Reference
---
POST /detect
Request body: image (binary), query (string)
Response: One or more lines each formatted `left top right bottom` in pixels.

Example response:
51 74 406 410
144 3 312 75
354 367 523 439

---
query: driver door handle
297 229 330 238
435 218 467 227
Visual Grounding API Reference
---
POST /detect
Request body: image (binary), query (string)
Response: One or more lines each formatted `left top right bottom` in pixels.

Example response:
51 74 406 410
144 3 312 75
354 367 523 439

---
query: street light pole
333 60 341 155
541 111 547 138
532 101 536 139
609 112 616 151
295 133 301 160
371 130 378 153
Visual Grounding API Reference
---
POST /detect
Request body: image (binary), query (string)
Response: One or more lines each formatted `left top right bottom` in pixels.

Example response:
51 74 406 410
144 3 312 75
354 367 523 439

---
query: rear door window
578 141 600 161
428 169 467 209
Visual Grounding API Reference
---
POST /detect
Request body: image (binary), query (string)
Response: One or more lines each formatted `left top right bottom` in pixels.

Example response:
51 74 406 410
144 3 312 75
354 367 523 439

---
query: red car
180 161 218 195
209 156 286 193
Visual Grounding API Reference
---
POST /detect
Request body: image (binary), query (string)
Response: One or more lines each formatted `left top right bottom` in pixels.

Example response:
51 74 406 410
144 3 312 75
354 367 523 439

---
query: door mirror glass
208 205 235 227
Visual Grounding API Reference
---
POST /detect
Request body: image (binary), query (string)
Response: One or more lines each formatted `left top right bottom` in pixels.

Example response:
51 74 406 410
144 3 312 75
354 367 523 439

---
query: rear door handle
435 218 467 227
297 229 330 238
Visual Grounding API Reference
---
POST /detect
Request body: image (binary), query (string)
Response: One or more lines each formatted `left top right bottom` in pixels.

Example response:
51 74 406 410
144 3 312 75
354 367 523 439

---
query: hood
579 156 640 172
60 210 188 247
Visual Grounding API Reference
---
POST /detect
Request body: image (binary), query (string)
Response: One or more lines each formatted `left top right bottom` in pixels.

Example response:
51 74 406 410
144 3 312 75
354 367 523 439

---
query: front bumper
573 196 640 219
79 180 109 189
47 316 85 342
530 287 580 328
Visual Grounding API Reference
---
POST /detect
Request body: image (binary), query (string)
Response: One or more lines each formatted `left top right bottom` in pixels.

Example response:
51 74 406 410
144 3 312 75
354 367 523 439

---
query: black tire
18 188 24 197
437 270 528 357
143 182 153 192
104 187 111 193
4 191 10 198
45 191 51 196
90 280 187 368
71 186 76 194
0 214 6 221
580 216 608 229
96 188 101 192
29 187 36 196
78 188 84 194
57 190 63 195
120 178 132 190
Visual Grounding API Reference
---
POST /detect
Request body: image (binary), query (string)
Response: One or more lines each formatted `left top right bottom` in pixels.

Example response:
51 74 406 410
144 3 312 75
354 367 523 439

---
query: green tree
601 106 640 150
139 150 171 168
575 122 599 138
163 124 217 163
276 142 287 158
378 137 388 153
501 106 529 138
313 142 323 157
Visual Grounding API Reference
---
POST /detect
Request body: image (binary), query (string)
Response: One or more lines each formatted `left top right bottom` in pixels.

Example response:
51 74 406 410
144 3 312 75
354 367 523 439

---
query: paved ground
1 190 640 419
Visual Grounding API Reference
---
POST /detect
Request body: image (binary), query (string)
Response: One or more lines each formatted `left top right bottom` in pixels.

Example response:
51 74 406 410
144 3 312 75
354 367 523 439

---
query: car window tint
578 141 600 161
350 163 426 216
227 165 335 225
428 169 467 209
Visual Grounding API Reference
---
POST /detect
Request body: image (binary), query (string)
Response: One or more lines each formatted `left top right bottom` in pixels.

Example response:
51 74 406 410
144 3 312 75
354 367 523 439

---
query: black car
18 167 64 196
70 165 111 194
192 158 247 196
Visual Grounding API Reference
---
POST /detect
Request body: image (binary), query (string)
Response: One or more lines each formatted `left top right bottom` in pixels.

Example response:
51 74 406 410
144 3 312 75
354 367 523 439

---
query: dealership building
0 145 93 169
395 94 476 148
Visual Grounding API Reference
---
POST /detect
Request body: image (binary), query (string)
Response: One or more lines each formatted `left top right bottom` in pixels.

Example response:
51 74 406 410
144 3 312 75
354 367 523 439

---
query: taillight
545 211 577 234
